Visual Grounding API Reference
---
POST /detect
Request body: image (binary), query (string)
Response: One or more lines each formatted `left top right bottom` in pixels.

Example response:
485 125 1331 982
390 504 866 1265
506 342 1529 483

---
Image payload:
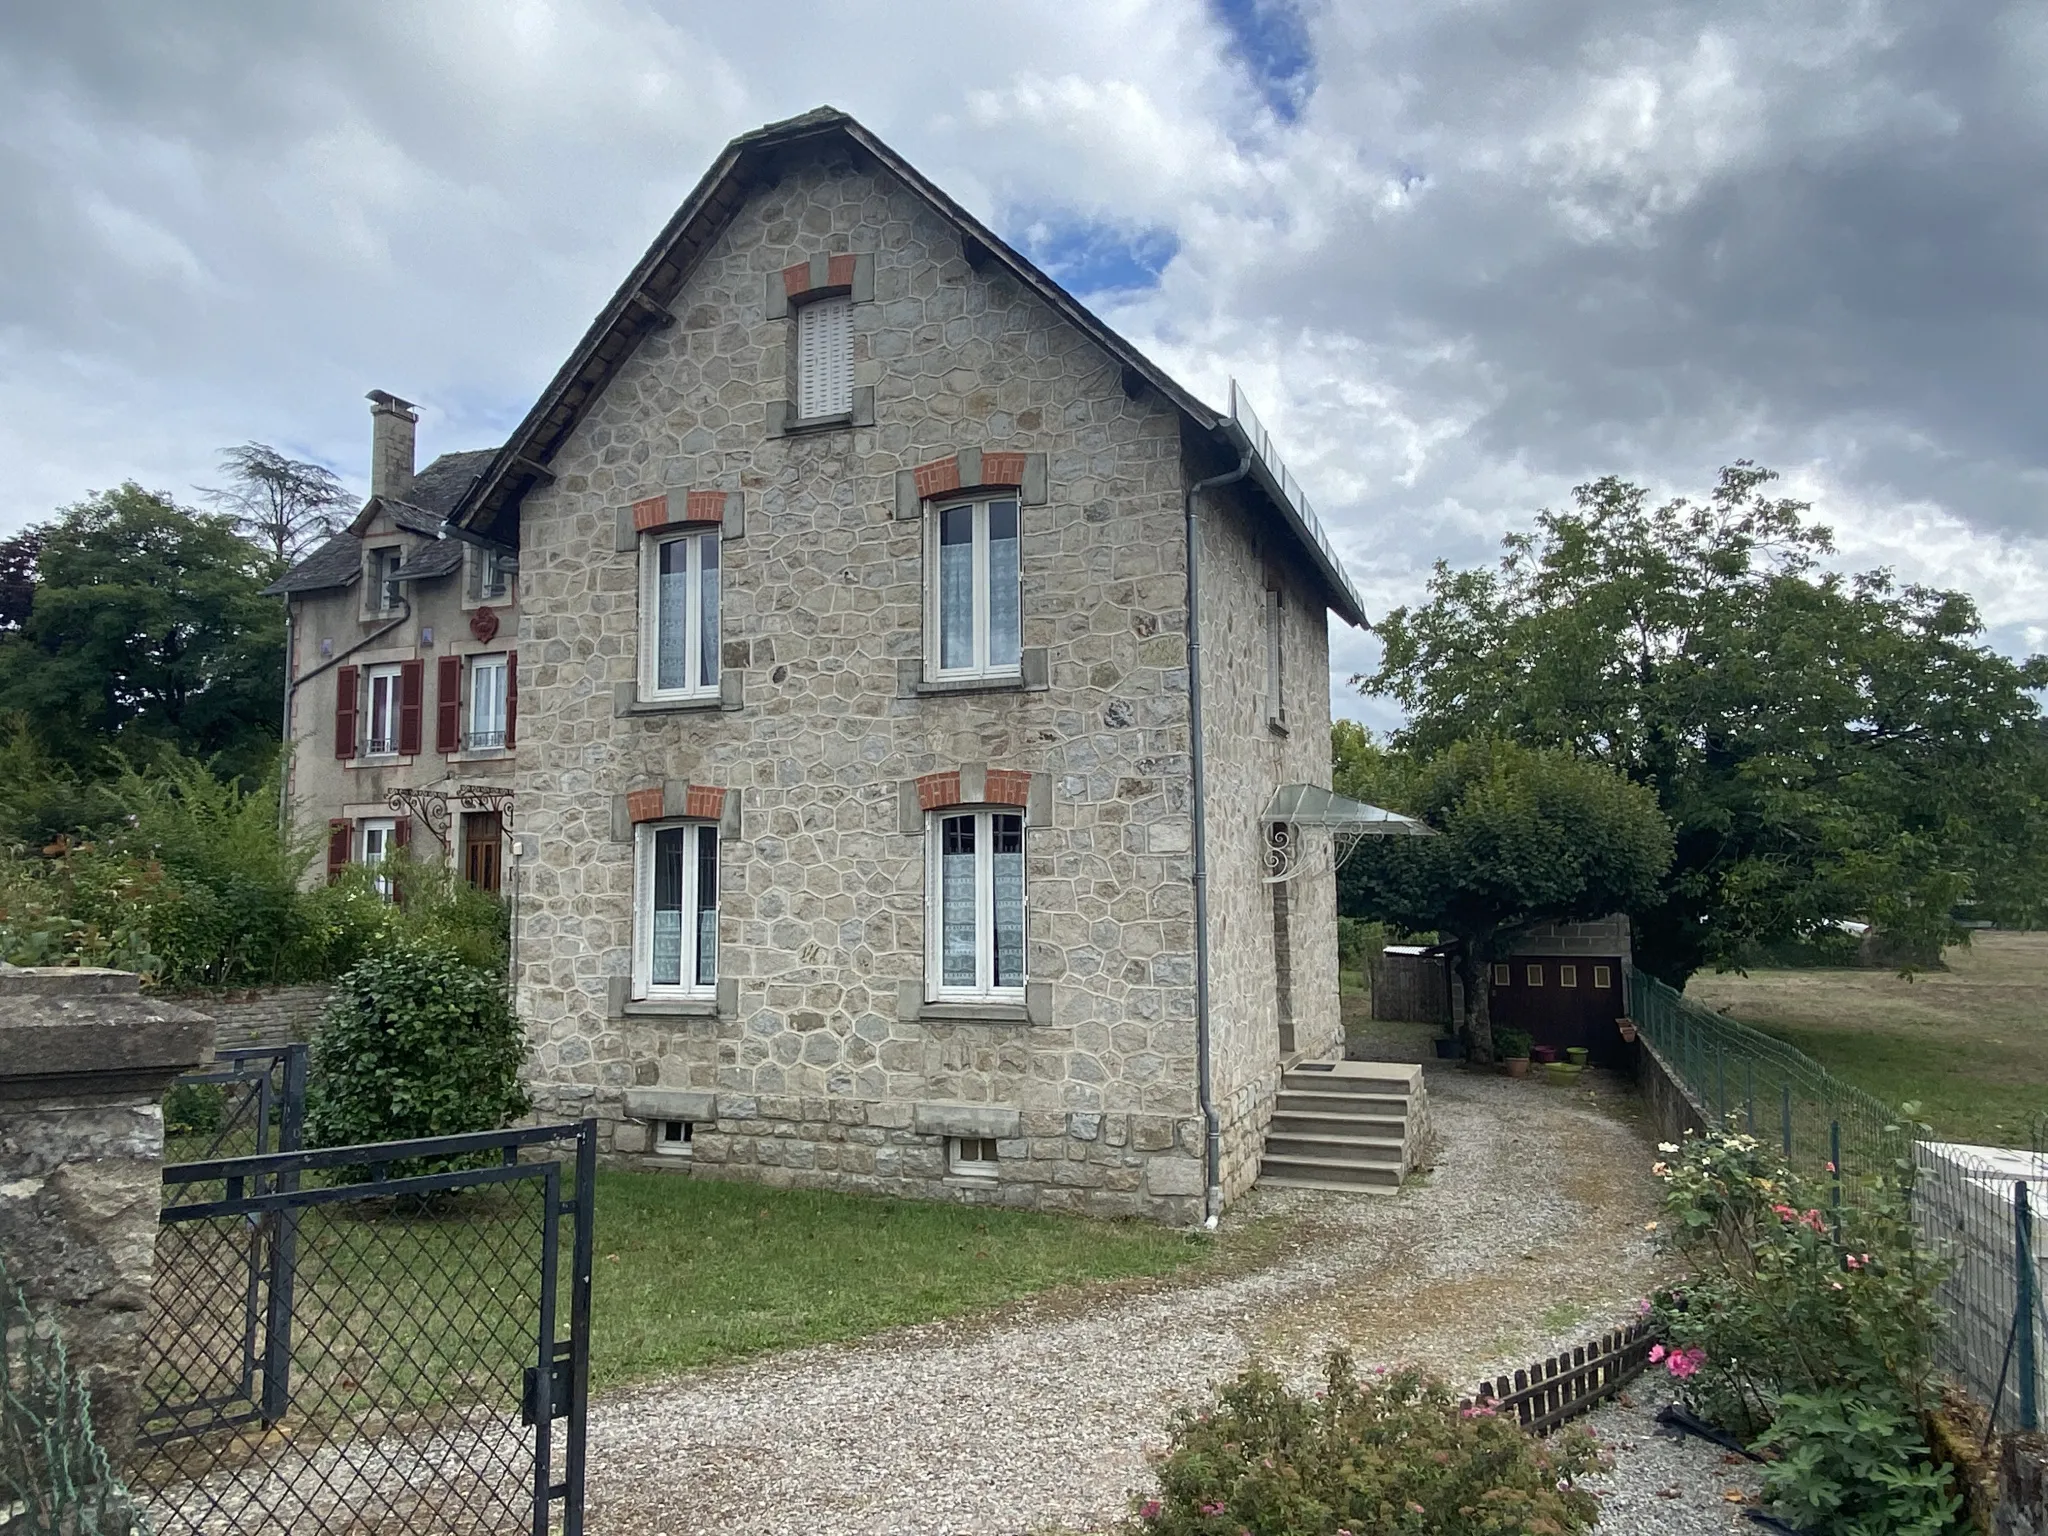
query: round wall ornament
469 606 499 643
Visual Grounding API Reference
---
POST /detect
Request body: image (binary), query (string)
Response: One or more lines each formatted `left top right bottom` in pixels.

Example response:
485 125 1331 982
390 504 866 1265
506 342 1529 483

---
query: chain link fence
1628 969 2044 1434
1 1257 151 1535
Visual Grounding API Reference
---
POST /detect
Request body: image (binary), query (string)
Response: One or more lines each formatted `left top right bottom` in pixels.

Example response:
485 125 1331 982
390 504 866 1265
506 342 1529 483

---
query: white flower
1658 1142 1680 1154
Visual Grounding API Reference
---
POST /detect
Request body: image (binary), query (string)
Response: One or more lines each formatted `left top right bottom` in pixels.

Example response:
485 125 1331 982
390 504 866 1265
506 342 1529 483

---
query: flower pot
1530 1044 1559 1065
1541 1060 1584 1085
1433 1035 1466 1060
1565 1046 1590 1067
1617 1018 1637 1043
1503 1057 1530 1078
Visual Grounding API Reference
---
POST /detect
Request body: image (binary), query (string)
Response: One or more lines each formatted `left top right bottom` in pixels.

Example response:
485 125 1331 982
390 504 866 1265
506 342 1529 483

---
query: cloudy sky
4 0 2044 727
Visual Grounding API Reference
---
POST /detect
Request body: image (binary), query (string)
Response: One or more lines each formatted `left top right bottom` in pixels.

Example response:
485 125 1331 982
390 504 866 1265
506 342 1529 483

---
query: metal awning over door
1260 783 1432 883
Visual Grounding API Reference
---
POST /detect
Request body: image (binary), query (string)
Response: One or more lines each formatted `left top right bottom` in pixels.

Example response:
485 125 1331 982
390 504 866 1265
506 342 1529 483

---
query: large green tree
0 484 284 779
1339 738 1673 1062
1362 464 2048 982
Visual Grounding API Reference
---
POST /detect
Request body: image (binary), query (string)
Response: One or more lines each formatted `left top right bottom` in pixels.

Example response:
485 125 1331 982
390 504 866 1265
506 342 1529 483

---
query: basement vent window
656 1120 694 1158
948 1136 1000 1180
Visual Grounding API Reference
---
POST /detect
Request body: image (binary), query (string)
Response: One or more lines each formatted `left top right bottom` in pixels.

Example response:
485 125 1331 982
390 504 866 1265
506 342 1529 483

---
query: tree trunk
1457 945 1496 1065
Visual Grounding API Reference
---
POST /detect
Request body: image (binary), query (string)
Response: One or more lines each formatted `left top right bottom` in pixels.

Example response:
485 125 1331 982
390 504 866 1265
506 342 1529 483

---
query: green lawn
1686 931 2048 1147
589 1171 1215 1387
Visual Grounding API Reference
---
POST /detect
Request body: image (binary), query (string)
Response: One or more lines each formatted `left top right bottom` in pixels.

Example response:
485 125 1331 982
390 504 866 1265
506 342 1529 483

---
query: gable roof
263 447 497 597
444 107 1366 627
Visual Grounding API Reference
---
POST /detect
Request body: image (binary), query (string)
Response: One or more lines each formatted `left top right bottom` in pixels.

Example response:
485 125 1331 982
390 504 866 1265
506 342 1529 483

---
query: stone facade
462 112 1360 1223
0 966 213 1460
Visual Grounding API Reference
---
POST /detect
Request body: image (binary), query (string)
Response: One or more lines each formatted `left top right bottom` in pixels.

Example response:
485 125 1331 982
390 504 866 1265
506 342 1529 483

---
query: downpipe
1185 444 1252 1228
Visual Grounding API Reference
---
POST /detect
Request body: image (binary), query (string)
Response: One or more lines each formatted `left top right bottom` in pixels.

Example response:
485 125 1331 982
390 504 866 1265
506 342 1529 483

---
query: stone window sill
620 694 725 717
622 999 720 1019
783 412 853 436
916 673 1028 698
346 754 413 769
943 1173 1000 1190
916 1001 1032 1026
446 747 514 764
1267 716 1290 739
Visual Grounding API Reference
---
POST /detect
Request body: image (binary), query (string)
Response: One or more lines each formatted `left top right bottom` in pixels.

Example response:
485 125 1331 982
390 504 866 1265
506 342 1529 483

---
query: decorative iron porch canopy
1261 783 1432 883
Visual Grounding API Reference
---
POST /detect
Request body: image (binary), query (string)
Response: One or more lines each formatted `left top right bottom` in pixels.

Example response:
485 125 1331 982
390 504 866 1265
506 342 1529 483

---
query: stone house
264 395 515 892
439 107 1372 1223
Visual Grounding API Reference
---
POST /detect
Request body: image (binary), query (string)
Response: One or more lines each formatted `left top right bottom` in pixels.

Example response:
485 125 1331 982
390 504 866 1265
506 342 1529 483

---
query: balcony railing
465 729 507 752
360 734 398 758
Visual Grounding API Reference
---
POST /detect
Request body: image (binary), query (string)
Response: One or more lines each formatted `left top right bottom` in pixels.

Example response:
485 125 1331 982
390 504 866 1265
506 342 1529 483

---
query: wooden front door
463 811 503 893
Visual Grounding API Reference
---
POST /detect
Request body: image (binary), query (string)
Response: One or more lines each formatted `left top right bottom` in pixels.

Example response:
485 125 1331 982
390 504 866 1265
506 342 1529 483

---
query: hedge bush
305 938 529 1151
1127 1350 1601 1536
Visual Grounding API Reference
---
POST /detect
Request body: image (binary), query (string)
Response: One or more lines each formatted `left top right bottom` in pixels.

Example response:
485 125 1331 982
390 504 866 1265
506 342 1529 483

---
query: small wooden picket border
1464 1318 1656 1434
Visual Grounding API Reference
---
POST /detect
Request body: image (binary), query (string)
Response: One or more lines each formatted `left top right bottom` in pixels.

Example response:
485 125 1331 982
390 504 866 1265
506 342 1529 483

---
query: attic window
369 547 404 613
796 296 853 418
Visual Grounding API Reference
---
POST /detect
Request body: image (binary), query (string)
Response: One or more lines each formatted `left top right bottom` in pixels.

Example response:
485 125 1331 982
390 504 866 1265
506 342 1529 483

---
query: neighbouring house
432 105 1388 1223
263 395 515 893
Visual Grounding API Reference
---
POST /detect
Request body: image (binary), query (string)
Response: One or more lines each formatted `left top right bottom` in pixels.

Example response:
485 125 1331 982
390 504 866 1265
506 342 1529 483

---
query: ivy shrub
1650 1125 1963 1535
305 938 529 1151
1126 1350 1601 1536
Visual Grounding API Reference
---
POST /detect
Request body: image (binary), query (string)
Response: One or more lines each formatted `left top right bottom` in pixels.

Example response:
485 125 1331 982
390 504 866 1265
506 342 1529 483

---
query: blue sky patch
1012 214 1180 298
1209 0 1314 122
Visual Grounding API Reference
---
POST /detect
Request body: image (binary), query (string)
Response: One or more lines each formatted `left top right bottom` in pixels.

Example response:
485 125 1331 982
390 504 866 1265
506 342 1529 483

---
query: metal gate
134 1117 596 1535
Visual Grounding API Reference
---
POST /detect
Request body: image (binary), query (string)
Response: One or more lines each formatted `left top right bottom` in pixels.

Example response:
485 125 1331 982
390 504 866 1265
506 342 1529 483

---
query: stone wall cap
0 965 145 999
0 972 216 1096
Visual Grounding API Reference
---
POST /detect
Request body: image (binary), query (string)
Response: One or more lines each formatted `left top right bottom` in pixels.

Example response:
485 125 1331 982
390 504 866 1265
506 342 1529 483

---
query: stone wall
1634 1036 1708 1145
0 966 213 1460
512 145 1212 1219
176 985 331 1053
1194 467 1344 1202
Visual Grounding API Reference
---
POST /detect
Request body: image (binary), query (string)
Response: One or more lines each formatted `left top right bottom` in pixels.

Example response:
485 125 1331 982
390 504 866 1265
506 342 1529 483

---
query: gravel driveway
585 1063 1704 1535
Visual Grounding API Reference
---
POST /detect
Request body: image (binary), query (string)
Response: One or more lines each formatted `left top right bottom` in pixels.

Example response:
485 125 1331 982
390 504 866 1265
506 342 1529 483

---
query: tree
0 484 285 780
202 442 355 562
1362 465 2048 983
1340 740 1673 1062
0 525 42 632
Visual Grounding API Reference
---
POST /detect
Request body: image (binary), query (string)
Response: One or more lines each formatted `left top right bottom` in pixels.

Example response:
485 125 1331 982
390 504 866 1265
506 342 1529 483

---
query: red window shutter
436 655 463 754
394 817 411 849
397 659 424 756
334 666 359 759
326 819 352 882
504 651 518 749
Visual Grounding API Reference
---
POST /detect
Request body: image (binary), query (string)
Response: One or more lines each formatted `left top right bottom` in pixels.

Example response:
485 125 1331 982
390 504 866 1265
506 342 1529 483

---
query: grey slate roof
260 448 498 597
262 533 361 596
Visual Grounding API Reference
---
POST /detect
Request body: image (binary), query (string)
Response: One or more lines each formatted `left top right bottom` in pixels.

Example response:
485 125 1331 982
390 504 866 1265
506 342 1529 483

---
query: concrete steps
1257 1060 1428 1196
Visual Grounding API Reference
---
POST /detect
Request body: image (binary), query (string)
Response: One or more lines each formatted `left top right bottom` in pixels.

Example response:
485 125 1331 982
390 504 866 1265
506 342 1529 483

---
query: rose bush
1649 1124 1962 1535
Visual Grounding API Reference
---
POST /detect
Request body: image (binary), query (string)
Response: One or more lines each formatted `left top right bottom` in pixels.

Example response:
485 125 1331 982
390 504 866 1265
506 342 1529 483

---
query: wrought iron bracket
1262 822 1375 885
385 785 516 851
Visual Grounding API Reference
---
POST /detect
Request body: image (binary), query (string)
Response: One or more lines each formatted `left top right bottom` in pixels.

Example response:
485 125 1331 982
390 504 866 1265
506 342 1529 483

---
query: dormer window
477 548 511 602
796 295 853 419
369 547 404 613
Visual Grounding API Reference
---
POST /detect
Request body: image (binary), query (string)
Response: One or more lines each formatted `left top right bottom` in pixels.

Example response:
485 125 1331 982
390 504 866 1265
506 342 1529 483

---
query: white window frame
367 547 404 614
947 1136 1000 1181
925 496 1022 681
924 807 1027 1003
1265 586 1286 726
362 664 403 757
638 529 721 703
471 544 512 603
467 654 508 751
795 294 853 419
632 820 719 1001
654 1119 694 1158
359 817 398 900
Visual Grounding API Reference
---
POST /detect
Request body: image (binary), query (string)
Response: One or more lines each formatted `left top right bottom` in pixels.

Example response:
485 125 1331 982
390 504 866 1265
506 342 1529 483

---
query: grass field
1686 930 2048 1148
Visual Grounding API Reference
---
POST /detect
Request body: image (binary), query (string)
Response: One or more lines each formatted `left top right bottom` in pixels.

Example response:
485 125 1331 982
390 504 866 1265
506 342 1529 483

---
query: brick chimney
366 390 418 503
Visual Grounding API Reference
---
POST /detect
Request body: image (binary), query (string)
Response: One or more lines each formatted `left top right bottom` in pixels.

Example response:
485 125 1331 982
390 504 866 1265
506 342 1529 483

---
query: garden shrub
1127 1349 1601 1536
305 937 528 1151
1650 1125 1963 1535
